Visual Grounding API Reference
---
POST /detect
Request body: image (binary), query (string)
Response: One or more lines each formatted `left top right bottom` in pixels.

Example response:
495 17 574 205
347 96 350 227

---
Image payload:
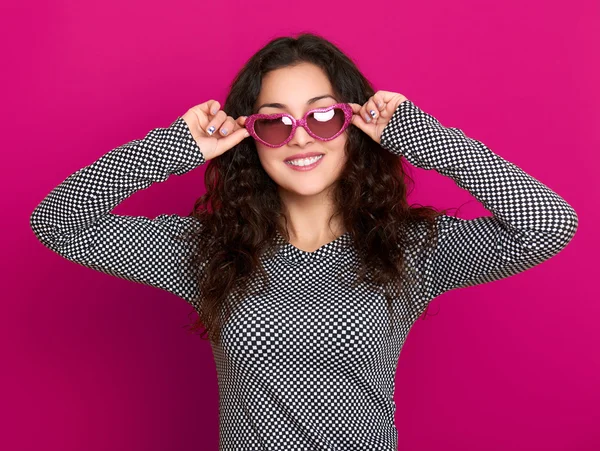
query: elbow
30 206 48 244
30 205 42 238
515 208 578 260
559 208 579 248
30 205 59 250
538 208 579 257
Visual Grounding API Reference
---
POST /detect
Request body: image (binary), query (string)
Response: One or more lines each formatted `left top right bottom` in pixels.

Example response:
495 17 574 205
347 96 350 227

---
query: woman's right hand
181 99 250 161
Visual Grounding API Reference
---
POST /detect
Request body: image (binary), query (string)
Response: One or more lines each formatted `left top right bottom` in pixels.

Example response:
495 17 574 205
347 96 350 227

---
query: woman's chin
277 182 334 198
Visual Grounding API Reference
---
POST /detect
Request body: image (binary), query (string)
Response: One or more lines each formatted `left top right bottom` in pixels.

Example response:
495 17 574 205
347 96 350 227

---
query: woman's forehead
255 94 338 114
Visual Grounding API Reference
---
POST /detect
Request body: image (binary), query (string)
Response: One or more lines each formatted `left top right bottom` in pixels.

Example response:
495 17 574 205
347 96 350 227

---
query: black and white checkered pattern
30 99 578 450
380 101 578 312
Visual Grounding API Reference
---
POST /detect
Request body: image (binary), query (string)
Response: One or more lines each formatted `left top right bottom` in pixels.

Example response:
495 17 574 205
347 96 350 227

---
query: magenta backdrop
3 0 598 450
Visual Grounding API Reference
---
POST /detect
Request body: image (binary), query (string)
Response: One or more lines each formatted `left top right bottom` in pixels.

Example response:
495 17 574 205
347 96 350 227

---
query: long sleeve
29 117 206 308
379 100 578 306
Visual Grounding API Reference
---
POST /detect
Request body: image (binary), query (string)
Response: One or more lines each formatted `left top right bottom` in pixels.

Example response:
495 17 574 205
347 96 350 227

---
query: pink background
3 0 598 449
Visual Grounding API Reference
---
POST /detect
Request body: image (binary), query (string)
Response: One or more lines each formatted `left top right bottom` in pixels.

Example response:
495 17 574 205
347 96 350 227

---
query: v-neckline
274 230 353 264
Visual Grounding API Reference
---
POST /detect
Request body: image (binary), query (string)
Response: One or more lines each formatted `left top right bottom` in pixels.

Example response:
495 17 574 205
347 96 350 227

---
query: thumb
236 115 248 127
349 102 371 133
350 112 369 135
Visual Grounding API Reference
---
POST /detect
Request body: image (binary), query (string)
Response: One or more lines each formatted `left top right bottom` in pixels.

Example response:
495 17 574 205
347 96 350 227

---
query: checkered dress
30 100 578 450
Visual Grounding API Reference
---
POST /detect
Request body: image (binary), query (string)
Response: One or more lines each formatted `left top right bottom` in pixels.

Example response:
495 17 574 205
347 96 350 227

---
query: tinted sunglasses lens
254 116 293 146
254 107 346 146
307 107 345 139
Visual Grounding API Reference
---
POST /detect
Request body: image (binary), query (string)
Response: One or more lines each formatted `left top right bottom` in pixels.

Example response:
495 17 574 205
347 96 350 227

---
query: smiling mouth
284 154 325 171
285 155 324 166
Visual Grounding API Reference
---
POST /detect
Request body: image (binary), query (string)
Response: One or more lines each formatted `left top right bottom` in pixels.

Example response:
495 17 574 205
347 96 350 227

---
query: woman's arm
380 100 578 307
30 117 206 308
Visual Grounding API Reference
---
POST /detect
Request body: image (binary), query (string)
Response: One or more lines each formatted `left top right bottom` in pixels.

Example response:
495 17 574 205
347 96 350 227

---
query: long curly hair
177 32 448 346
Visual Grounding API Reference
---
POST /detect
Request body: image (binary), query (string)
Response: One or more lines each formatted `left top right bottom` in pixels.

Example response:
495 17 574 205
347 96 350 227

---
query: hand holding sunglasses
181 99 251 161
349 91 409 144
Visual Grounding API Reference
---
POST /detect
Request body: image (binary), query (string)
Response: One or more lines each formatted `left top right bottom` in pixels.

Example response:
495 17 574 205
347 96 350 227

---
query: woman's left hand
349 91 409 144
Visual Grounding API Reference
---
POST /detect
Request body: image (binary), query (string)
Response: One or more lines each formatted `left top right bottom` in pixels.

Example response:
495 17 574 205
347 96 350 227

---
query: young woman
30 33 578 450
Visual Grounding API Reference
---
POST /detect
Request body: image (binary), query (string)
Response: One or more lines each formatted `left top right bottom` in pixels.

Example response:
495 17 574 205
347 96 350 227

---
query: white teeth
286 155 323 167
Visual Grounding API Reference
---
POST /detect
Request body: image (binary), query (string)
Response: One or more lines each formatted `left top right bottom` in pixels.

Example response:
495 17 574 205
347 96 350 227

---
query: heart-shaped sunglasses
244 103 353 148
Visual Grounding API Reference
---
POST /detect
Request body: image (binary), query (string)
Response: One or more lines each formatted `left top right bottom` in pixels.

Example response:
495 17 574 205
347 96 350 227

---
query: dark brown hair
177 32 448 346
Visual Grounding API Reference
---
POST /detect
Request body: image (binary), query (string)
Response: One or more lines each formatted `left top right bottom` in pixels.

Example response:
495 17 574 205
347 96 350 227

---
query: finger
232 115 248 132
219 115 237 136
365 97 379 121
206 110 227 136
372 93 385 111
234 115 248 133
208 100 220 115
376 90 408 111
361 100 373 123
350 111 368 132
236 115 248 127
356 98 374 123
197 100 220 118
348 102 370 123
192 100 221 134
375 90 398 104
215 127 251 154
349 103 371 125
348 103 362 114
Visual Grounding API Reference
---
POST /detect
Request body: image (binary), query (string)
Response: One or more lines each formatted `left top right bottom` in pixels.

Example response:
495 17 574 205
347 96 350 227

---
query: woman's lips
284 155 324 172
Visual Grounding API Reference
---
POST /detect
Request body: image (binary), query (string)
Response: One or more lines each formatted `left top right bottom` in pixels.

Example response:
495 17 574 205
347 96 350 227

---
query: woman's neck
278 188 345 244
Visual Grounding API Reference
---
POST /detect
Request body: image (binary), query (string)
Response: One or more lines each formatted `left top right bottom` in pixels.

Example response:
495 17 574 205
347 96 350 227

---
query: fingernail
220 128 228 135
364 114 371 122
369 110 376 118
211 108 218 114
207 125 215 135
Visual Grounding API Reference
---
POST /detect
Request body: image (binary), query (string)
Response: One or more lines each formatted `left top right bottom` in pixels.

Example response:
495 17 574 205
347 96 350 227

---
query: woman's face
252 62 348 199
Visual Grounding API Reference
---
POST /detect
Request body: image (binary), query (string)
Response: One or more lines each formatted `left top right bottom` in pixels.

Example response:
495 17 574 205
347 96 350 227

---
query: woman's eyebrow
256 94 337 112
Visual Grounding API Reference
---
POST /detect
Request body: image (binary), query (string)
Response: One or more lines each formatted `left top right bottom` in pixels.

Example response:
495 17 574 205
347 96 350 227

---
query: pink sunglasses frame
244 103 353 148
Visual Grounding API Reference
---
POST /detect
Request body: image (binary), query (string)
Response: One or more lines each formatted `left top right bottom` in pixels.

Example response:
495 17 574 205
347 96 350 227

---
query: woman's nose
288 125 314 146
